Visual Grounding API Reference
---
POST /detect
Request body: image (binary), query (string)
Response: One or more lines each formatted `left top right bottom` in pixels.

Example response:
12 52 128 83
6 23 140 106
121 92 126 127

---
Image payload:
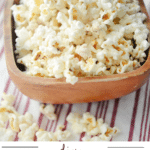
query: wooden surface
3 0 150 104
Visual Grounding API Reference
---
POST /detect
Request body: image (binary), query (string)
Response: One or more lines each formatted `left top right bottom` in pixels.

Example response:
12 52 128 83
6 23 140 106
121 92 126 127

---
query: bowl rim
4 0 150 86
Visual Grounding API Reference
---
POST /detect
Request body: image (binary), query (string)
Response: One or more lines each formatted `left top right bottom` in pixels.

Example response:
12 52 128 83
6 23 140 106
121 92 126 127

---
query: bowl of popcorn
4 0 150 104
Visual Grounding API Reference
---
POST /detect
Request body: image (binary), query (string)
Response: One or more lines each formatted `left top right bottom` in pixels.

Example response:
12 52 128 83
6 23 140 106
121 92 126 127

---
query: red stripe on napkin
95 102 101 119
2 77 11 95
45 104 58 131
38 113 44 128
53 104 63 132
128 89 141 141
99 101 105 118
147 124 150 141
143 94 150 141
15 93 23 111
63 104 73 130
103 101 109 122
139 81 149 141
48 105 59 131
110 98 120 127
0 47 4 59
79 102 92 141
23 98 30 115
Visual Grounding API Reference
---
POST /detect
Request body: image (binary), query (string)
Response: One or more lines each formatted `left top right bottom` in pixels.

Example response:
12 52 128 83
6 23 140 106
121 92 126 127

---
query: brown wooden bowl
4 0 150 104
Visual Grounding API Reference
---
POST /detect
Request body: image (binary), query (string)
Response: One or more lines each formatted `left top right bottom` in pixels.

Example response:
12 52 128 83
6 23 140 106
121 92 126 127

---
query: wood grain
3 0 150 104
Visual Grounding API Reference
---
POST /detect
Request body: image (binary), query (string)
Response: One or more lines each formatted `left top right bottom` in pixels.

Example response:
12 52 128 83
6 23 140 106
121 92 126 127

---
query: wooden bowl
4 0 150 104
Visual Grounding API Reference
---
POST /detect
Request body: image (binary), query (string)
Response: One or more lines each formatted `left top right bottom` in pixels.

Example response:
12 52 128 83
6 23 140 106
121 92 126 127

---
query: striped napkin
0 0 149 141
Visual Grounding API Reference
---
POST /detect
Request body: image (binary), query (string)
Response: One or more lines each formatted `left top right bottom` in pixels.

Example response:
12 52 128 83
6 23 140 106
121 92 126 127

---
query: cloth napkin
0 0 149 141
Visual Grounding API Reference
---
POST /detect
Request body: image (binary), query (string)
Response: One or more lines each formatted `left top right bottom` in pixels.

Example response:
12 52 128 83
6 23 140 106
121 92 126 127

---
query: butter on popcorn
11 0 149 84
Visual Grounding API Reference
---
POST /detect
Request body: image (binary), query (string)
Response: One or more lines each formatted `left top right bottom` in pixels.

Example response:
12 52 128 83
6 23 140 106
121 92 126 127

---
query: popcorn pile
67 112 119 141
0 93 70 141
0 93 120 141
11 0 149 84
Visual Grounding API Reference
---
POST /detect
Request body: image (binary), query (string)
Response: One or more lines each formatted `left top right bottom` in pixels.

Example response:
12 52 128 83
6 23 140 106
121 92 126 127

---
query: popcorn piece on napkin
0 128 16 141
36 125 71 141
67 112 120 141
40 103 57 120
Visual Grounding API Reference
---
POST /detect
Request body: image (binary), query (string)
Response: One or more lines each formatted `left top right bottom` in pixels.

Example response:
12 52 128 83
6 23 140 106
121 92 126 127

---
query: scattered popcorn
0 93 121 141
0 93 19 123
12 0 150 84
55 125 71 141
36 125 71 141
40 103 57 120
0 93 38 141
67 112 120 141
0 93 70 141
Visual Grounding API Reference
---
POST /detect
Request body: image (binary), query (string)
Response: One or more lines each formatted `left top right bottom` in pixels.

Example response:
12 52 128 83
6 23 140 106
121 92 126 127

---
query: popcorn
0 128 16 141
0 106 19 116
18 123 39 141
9 112 34 132
12 0 150 85
66 113 84 134
0 93 70 141
67 112 120 141
55 125 71 141
57 12 69 29
0 93 19 123
75 44 92 60
0 120 5 128
40 104 57 120
39 4 57 22
0 94 37 141
9 114 20 132
36 125 71 141
1 93 15 106
0 93 120 141
11 4 27 27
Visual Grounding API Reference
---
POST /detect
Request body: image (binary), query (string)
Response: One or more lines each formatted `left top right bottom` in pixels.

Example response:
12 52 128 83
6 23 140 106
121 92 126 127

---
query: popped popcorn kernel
18 123 39 141
9 114 20 132
39 103 57 120
1 93 15 106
